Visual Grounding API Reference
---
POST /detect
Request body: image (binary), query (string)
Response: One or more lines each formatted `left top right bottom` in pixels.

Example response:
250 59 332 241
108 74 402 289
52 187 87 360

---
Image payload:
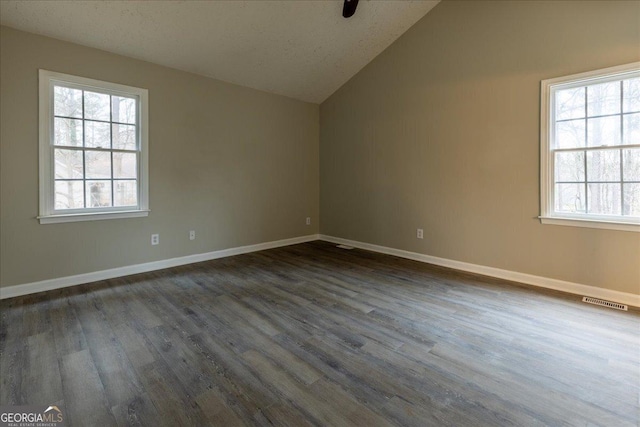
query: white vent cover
336 244 354 250
582 296 628 311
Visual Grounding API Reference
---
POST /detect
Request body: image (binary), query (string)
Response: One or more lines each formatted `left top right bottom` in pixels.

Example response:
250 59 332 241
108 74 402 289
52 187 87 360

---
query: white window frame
38 70 149 224
540 62 640 233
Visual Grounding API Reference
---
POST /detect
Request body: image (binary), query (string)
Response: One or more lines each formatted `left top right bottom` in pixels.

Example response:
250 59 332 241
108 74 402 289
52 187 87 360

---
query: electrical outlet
417 228 423 239
306 217 311 226
189 230 196 241
151 234 159 245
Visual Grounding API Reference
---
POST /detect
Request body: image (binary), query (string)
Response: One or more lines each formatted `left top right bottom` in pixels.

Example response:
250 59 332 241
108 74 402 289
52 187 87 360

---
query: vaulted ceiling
0 0 439 103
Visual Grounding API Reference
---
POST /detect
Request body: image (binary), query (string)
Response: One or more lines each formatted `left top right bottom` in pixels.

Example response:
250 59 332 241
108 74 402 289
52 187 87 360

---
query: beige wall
2 1 639 295
320 1 640 295
0 26 319 288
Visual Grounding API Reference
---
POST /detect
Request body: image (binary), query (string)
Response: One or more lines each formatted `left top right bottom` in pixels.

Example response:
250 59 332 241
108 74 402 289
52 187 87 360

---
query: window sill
38 210 150 224
539 216 640 232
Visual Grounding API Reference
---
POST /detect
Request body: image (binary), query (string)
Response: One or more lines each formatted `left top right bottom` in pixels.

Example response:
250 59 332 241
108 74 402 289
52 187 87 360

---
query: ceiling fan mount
343 0 359 18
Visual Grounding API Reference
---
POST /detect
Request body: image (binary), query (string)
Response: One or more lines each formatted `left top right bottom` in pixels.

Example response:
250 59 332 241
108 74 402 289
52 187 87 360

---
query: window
540 63 640 232
39 70 149 224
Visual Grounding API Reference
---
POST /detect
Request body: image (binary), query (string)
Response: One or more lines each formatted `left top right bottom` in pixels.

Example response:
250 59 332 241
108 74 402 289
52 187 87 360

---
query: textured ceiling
0 0 439 103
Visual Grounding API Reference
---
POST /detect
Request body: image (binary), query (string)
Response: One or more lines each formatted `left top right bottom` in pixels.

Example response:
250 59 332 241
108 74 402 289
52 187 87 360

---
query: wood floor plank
21 332 64 405
111 392 162 427
110 323 155 368
262 402 316 427
242 349 352 427
0 296 24 352
1 241 638 426
240 329 322 386
135 361 210 426
143 325 216 399
50 291 88 358
59 349 117 427
195 388 246 427
89 340 145 409
21 293 52 337
0 340 25 405
186 331 279 416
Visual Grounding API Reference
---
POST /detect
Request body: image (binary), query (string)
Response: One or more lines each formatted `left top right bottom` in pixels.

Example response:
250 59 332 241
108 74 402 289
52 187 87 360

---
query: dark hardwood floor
1 241 638 426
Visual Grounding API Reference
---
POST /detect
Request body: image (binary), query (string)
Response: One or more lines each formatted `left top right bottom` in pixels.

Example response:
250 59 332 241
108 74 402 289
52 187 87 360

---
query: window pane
623 78 640 113
86 180 112 207
587 81 620 116
623 183 640 216
623 148 640 181
555 183 585 213
55 180 84 209
84 91 110 121
555 87 584 120
586 149 620 182
114 180 138 207
54 149 83 179
556 119 585 149
112 96 136 124
555 151 584 182
587 116 621 147
54 118 83 147
588 183 621 215
112 124 137 150
113 152 137 178
85 151 111 179
623 113 639 146
54 86 82 118
85 120 111 149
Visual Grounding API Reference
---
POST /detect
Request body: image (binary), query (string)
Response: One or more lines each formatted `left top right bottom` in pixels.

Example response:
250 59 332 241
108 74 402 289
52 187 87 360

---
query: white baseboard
3 232 637 308
319 234 640 308
0 234 320 300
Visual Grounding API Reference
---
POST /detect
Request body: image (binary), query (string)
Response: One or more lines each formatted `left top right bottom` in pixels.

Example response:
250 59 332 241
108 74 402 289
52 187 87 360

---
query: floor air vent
582 297 628 311
337 244 354 250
